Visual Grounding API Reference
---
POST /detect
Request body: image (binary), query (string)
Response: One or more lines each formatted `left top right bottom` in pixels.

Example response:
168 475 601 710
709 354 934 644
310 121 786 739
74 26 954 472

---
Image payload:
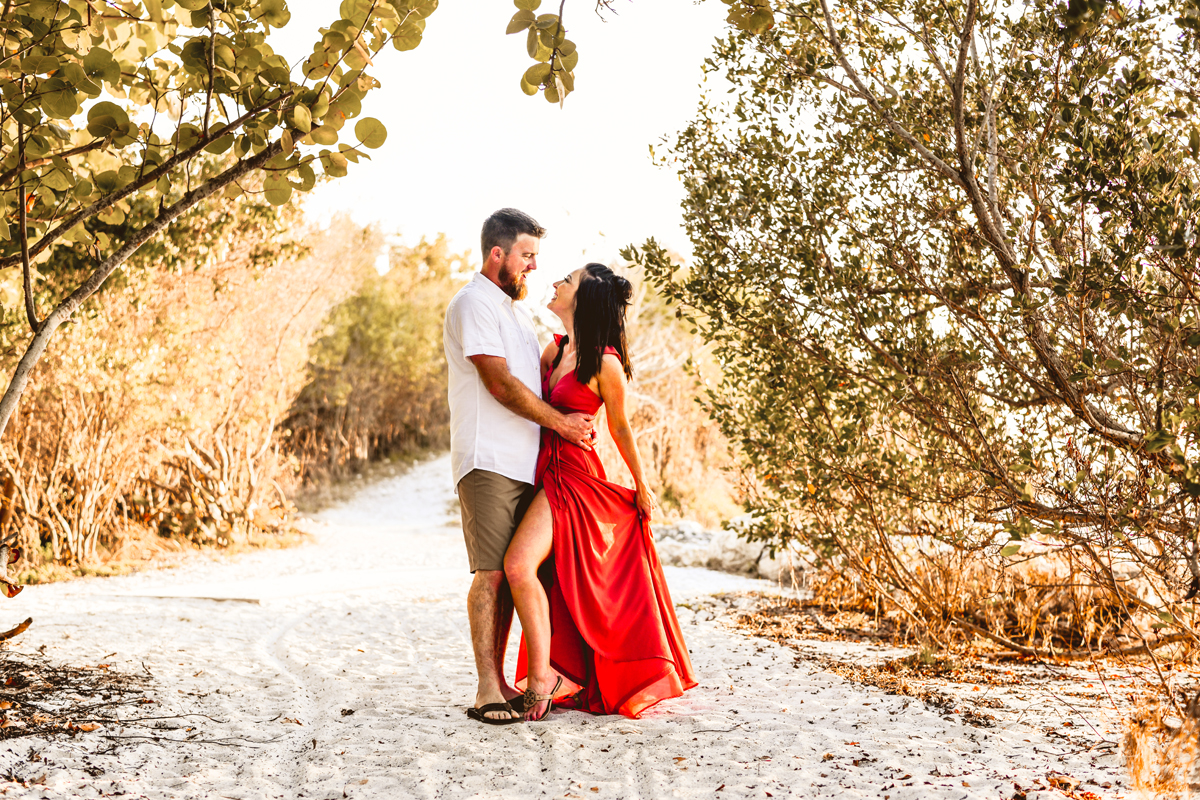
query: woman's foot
523 675 563 721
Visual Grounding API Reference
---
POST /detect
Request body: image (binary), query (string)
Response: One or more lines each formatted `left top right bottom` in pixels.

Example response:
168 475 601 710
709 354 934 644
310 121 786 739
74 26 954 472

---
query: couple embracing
443 208 696 724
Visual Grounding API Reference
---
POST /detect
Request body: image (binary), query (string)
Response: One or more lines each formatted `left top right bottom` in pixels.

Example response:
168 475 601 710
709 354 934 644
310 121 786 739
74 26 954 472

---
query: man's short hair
481 208 546 260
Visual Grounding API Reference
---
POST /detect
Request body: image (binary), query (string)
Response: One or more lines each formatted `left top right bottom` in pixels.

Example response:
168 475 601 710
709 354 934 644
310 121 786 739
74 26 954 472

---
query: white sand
0 454 1130 798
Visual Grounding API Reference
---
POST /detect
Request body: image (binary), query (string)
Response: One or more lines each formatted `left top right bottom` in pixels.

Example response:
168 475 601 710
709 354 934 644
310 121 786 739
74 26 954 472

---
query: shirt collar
472 272 513 307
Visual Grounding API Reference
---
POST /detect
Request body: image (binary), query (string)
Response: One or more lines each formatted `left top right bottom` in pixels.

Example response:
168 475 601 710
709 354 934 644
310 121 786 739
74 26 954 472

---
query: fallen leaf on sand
77 723 100 732
1048 774 1080 791
281 717 303 725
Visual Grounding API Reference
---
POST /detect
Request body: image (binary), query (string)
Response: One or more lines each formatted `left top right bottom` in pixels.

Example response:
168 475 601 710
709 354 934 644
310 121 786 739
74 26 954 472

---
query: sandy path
0 454 1128 799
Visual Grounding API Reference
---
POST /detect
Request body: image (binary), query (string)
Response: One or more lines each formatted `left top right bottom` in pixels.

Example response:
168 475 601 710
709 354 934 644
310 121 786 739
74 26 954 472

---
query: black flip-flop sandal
523 676 564 722
466 702 522 725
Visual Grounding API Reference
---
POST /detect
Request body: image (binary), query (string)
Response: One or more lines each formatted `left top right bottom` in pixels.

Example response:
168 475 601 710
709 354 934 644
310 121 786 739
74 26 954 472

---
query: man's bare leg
467 569 519 720
493 577 521 701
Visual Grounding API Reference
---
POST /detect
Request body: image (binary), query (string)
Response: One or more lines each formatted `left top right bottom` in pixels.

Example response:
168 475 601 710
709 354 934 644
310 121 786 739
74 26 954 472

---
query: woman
504 263 697 721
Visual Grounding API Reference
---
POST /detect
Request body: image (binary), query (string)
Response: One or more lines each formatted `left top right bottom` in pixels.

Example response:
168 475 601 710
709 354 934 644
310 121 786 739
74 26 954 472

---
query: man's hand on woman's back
469 354 595 450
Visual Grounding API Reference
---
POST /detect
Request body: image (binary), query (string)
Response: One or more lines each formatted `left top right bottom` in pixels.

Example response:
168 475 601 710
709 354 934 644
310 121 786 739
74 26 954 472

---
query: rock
705 527 764 576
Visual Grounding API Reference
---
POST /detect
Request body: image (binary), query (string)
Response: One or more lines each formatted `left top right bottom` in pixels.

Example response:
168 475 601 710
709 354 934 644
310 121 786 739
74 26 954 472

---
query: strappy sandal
466 702 522 726
523 676 564 722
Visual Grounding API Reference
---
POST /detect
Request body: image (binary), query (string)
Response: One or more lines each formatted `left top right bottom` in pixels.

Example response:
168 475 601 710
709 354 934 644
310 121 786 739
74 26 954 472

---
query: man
443 208 595 724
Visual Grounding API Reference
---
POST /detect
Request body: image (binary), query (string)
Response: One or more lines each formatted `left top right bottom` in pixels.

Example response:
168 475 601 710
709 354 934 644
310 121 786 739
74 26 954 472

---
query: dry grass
1124 701 1200 798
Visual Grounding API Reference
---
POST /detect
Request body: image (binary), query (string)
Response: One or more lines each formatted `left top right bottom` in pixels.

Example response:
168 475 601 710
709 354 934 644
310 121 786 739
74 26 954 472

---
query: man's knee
470 568 505 597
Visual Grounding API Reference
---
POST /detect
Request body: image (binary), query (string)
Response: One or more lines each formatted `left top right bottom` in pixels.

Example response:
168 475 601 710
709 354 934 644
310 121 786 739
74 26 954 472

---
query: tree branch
0 139 107 189
16 121 39 333
0 139 286 442
0 91 294 272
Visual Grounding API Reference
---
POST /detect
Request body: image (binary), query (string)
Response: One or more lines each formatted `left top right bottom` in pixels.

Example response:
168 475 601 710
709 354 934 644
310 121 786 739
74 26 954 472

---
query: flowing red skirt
515 436 697 718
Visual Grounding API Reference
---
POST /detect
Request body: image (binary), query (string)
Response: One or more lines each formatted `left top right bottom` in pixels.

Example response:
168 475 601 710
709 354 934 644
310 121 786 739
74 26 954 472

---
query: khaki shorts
457 469 537 573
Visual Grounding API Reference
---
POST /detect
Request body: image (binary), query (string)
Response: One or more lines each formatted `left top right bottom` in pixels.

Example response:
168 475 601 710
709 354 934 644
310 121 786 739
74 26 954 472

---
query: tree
283 235 467 482
629 0 1200 653
0 0 437 445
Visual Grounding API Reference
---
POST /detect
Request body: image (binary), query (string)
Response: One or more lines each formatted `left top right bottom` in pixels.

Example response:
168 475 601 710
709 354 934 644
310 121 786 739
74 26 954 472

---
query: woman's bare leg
504 490 556 720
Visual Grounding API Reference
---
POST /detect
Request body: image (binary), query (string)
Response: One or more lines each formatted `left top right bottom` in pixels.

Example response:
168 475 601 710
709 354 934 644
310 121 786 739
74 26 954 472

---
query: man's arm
469 354 595 450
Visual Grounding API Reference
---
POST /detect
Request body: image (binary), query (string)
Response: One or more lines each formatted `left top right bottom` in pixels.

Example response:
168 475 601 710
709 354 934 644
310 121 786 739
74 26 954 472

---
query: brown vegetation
0 200 380 577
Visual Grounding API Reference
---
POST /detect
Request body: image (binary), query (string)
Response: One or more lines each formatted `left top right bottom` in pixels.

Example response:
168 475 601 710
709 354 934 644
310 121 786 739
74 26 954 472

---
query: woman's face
548 268 586 316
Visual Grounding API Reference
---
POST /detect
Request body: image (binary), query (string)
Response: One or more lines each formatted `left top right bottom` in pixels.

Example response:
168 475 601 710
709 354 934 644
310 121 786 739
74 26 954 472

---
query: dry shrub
804 532 1137 656
592 268 739 528
0 202 379 573
1125 700 1200 798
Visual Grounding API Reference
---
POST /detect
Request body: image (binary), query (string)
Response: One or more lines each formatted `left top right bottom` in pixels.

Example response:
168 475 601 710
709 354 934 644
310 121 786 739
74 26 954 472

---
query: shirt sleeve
455 293 505 359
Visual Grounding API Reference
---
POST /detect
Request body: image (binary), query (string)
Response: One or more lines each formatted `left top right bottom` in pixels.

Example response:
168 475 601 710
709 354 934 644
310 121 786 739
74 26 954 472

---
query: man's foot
473 690 519 722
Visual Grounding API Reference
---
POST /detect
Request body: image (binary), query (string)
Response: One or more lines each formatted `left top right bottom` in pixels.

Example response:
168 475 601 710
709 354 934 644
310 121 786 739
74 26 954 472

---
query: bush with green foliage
283 236 466 483
631 0 1200 654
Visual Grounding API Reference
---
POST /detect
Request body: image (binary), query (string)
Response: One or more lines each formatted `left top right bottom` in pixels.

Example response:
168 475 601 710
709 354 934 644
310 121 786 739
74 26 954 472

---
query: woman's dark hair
556 263 634 385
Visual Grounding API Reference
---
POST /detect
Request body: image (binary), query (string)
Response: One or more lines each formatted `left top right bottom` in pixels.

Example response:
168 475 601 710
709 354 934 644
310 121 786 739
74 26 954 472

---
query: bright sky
272 0 728 300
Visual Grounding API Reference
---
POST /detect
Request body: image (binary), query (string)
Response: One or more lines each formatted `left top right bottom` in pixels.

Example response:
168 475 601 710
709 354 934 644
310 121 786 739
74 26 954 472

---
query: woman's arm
596 353 656 518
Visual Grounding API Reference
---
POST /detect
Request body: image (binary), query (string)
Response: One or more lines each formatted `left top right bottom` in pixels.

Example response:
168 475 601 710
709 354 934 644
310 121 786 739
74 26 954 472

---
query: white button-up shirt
443 272 543 487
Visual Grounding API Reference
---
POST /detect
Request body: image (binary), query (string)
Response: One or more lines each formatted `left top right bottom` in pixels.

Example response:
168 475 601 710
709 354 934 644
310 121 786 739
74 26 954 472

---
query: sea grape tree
631 0 1200 651
0 0 438 440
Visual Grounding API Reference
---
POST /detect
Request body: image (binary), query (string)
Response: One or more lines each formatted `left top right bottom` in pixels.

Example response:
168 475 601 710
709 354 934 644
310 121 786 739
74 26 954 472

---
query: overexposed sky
272 0 727 299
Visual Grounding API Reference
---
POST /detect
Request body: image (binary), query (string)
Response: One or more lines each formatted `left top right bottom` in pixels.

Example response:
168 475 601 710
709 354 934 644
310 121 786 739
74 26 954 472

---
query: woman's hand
635 484 658 520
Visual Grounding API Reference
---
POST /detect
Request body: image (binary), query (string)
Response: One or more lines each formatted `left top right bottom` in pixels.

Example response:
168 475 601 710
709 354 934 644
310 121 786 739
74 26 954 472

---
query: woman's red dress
515 339 697 718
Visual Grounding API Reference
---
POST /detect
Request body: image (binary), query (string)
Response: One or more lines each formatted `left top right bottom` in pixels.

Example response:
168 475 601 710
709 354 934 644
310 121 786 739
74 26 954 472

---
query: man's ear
488 245 504 265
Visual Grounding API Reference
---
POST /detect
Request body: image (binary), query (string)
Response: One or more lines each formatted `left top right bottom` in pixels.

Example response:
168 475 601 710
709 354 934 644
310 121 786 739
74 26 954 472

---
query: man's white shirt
444 272 543 488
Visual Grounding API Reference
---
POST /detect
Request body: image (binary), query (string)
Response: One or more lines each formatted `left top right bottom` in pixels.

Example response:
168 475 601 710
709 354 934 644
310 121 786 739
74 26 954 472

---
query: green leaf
41 83 78 120
523 63 551 85
205 134 234 154
410 0 438 17
291 105 313 133
354 117 386 148
264 181 293 206
393 17 425 51
1144 429 1175 453
506 10 535 33
83 48 120 85
297 163 317 191
21 55 59 75
519 75 538 96
560 49 578 71
258 0 291 27
311 126 339 146
514 0 540 9
999 544 1022 557
86 102 131 138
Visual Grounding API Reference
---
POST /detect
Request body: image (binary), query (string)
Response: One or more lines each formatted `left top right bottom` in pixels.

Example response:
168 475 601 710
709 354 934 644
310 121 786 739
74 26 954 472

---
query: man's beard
499 269 528 301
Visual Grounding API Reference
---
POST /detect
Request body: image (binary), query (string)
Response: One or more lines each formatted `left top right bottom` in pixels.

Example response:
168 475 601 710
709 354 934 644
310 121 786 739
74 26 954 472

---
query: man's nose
528 258 537 271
